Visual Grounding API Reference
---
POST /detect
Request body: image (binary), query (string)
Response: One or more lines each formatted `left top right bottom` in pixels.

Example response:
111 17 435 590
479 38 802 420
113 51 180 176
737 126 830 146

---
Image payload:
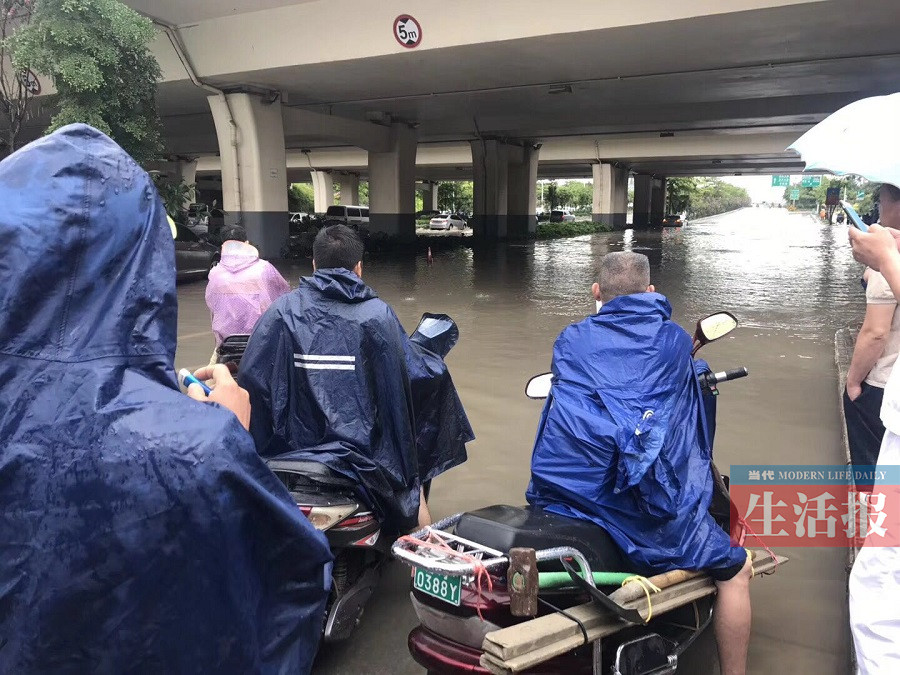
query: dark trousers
843 382 886 487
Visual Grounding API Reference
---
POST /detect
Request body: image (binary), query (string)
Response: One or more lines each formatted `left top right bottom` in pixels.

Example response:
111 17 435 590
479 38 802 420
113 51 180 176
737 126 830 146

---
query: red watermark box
730 485 897 547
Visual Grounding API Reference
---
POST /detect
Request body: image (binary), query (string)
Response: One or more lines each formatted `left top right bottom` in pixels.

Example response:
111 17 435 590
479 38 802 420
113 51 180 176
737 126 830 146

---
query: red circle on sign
393 14 422 49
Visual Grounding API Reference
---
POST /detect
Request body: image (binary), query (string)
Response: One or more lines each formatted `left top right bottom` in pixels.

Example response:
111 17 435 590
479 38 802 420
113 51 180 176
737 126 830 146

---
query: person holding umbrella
791 92 900 673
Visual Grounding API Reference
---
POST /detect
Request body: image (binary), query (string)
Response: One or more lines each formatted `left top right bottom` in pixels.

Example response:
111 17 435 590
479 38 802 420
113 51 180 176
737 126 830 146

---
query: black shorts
706 552 747 581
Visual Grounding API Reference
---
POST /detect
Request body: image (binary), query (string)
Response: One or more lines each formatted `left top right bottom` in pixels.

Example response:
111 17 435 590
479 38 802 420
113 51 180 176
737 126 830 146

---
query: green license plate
413 568 462 606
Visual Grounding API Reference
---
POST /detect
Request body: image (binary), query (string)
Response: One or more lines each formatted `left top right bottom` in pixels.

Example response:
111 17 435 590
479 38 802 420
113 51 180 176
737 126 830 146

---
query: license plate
413 568 462 606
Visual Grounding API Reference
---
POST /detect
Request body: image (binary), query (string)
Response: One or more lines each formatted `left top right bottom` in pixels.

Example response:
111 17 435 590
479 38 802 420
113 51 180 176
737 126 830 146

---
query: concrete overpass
10 0 900 252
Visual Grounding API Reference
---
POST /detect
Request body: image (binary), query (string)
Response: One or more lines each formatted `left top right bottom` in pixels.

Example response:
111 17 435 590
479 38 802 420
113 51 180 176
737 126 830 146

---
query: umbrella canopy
787 92 900 188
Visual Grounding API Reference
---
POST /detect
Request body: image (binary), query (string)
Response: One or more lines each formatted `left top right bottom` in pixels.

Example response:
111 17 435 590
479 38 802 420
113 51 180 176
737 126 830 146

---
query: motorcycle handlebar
701 367 749 386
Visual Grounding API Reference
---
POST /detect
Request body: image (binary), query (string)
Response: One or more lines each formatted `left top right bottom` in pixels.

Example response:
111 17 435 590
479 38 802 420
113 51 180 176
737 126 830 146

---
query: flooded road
176 206 862 674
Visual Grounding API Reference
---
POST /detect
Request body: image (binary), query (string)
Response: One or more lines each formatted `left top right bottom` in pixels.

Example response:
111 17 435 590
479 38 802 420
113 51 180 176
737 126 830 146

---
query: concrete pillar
471 139 509 239
592 163 628 230
368 123 417 240
419 181 439 211
507 144 541 238
633 174 652 228
174 159 198 208
651 177 667 225
339 172 360 205
310 170 334 212
208 93 288 257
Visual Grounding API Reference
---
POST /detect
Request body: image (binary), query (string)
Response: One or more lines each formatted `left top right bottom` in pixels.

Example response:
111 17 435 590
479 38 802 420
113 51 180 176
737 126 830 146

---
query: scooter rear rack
392 512 598 588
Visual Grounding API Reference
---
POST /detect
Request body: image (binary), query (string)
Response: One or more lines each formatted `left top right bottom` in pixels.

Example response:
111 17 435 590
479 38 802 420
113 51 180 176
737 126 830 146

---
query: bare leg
417 486 432 528
714 556 752 675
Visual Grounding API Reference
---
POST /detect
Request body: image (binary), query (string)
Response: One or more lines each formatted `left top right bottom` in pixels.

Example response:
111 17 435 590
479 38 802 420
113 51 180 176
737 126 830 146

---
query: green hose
538 570 633 589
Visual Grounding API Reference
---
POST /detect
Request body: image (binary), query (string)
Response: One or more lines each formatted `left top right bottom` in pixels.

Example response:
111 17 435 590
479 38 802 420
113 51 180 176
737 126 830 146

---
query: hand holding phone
183 365 251 431
841 200 868 232
179 368 212 395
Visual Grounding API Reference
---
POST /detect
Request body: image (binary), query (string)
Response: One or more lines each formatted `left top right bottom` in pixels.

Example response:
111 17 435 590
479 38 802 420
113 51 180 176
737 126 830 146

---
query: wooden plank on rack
481 550 787 670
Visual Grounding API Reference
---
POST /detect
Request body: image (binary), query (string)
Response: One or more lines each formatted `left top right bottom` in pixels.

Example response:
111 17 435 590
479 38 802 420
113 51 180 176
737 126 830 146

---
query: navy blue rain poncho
240 270 471 534
526 293 746 573
0 125 332 673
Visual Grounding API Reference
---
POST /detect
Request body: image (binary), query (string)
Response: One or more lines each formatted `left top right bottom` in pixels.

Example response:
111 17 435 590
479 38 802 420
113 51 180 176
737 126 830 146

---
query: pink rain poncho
206 241 291 345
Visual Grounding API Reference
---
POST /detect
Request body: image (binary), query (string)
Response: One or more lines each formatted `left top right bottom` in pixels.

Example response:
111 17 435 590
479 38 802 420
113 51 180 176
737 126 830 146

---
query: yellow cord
621 575 662 623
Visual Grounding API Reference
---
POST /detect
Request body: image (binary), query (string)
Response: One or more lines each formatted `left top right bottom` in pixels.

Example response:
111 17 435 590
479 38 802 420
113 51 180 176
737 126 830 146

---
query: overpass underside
7 0 899 254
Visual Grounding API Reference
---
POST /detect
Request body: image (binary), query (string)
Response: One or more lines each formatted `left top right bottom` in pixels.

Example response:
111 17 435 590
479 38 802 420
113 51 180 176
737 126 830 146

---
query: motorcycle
391 312 750 675
215 313 463 642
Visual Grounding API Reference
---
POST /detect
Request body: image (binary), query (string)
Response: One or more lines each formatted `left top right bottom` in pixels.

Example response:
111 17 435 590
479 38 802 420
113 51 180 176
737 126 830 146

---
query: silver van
324 205 370 228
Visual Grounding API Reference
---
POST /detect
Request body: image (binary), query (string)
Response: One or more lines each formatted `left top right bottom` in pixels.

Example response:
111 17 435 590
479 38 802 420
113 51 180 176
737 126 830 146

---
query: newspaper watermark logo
730 465 899 547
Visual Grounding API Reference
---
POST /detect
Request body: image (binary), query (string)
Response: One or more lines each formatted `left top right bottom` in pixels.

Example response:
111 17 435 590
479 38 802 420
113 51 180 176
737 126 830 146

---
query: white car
429 213 467 230
550 210 576 223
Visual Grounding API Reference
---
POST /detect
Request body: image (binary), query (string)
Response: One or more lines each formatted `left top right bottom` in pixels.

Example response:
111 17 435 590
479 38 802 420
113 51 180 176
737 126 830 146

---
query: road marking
177 331 213 341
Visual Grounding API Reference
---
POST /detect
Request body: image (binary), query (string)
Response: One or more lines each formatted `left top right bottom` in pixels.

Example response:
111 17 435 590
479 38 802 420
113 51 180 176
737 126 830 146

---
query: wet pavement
175 207 862 674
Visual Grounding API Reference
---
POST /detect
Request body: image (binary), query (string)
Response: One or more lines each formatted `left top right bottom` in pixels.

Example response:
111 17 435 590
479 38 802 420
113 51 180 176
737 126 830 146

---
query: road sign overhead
801 176 822 187
772 175 790 187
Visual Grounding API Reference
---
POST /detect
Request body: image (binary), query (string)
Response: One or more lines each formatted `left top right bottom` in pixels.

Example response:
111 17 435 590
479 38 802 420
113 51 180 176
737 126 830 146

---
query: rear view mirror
526 373 553 399
693 312 738 354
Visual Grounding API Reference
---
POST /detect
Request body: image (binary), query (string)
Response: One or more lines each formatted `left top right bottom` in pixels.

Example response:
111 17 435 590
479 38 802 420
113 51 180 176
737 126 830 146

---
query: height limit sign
394 15 422 48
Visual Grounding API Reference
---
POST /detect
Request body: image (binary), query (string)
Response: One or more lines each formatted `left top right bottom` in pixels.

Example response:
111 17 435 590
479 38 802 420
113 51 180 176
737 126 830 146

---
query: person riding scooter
239 225 471 534
526 252 752 675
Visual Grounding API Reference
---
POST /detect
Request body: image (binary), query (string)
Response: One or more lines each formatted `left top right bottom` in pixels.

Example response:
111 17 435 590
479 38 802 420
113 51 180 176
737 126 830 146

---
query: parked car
429 213 467 230
174 222 218 282
662 213 686 226
549 210 576 222
324 204 369 228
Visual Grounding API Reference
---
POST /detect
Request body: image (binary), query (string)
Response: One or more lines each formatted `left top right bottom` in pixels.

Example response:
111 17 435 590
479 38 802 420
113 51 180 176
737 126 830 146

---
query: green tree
687 178 751 219
666 177 697 214
545 181 559 210
13 0 163 163
288 183 314 213
556 180 592 213
154 179 194 218
438 181 473 214
358 180 369 206
1 0 36 154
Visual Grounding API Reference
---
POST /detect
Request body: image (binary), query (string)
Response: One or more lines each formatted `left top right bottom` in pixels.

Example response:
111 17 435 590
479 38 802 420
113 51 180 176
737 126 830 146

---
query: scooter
392 312 751 674
215 313 462 642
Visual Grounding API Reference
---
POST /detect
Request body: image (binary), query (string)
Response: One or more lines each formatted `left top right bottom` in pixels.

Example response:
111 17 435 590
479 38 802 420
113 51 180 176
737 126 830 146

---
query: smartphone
841 200 868 232
178 368 212 395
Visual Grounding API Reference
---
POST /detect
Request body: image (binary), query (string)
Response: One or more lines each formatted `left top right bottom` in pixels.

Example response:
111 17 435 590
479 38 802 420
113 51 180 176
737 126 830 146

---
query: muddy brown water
175 207 861 674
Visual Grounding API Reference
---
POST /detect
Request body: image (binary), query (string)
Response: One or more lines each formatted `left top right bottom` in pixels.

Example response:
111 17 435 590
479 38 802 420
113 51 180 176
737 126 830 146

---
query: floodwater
176 207 862 674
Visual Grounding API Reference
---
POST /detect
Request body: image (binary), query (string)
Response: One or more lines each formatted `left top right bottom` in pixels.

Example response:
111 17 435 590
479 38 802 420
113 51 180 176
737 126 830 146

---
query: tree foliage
154 178 194 218
0 0 36 154
556 181 592 212
12 0 162 163
665 177 696 214
438 181 473 214
288 183 314 213
664 177 751 219
687 179 751 219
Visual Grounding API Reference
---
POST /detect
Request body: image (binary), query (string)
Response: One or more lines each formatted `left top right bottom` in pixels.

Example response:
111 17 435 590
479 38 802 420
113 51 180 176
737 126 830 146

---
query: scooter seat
455 504 628 573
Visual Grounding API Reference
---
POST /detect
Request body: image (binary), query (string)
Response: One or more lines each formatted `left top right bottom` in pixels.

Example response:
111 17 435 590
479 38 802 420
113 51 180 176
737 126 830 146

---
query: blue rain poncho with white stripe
0 125 332 674
526 293 746 573
240 270 472 534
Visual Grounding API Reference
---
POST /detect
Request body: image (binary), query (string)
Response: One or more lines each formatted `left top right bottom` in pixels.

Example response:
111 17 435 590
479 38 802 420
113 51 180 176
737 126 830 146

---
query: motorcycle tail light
332 512 377 530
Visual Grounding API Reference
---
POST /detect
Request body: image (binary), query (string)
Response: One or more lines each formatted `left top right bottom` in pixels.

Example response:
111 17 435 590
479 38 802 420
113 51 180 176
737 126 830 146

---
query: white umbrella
787 92 900 188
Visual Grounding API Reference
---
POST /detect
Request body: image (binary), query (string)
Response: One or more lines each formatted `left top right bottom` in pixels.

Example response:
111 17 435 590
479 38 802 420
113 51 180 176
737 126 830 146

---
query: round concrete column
208 93 289 257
